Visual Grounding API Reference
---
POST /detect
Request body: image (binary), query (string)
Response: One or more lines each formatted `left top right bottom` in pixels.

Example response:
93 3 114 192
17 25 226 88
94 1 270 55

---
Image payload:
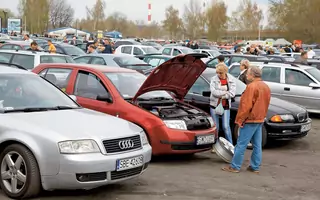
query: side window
133 47 143 55
230 56 244 64
91 57 106 65
56 47 64 54
188 77 210 95
172 49 181 56
40 56 69 63
162 48 172 55
13 45 22 50
207 58 219 68
229 64 241 77
261 66 281 83
74 71 109 100
285 68 314 86
74 56 91 64
42 68 72 91
121 46 132 54
148 58 160 67
11 54 35 70
0 52 13 62
0 44 13 50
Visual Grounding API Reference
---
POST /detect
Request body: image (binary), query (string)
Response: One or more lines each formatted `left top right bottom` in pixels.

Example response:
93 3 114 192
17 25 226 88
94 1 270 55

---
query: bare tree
183 0 204 39
162 5 183 39
49 0 74 28
205 0 228 41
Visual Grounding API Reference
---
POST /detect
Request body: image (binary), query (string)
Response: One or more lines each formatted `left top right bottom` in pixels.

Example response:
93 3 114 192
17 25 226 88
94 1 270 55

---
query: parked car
206 54 269 67
42 43 86 57
182 68 311 147
280 52 301 59
0 65 151 199
114 39 141 49
32 54 217 155
141 41 163 50
74 54 152 73
0 41 44 51
160 46 195 56
194 49 221 59
266 55 296 62
229 62 320 113
135 54 173 68
114 45 158 56
0 50 75 70
75 43 87 52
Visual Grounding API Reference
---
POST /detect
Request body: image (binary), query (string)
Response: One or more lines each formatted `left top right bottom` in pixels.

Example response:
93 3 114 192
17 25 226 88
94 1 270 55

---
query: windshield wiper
1 106 80 113
149 97 174 101
53 105 80 110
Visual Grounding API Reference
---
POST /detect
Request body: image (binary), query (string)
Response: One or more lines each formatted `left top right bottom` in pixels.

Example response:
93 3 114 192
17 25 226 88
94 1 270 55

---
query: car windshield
40 55 75 63
0 74 79 112
305 67 320 82
142 47 158 54
202 72 246 95
181 48 195 54
208 50 221 57
104 72 172 99
63 46 86 56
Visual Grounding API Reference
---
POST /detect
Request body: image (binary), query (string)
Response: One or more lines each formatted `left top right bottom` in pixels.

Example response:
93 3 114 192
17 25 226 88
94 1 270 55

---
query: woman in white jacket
210 63 236 143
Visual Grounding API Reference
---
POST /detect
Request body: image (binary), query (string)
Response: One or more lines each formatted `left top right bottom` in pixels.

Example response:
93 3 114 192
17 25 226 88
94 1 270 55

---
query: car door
39 68 73 92
74 56 92 64
91 57 106 65
260 65 283 98
184 76 210 113
71 70 119 116
282 68 319 109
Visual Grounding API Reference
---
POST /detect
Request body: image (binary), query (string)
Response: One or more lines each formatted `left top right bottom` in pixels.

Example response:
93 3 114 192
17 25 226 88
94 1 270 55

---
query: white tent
274 38 291 46
47 27 90 38
265 38 275 43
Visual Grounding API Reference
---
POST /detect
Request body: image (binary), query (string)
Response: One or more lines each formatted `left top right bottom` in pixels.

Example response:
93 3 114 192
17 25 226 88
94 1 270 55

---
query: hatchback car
42 43 86 57
229 62 320 113
114 45 159 56
0 65 151 199
182 68 311 147
0 41 44 51
32 54 217 155
160 46 195 56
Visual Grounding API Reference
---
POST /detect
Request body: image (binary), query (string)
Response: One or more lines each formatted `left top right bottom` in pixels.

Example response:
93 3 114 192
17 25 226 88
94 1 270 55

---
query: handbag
215 99 224 115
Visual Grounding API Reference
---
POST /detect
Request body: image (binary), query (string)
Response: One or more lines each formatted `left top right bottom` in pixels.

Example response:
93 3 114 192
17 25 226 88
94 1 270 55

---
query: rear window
11 54 34 69
40 55 75 63
0 52 13 62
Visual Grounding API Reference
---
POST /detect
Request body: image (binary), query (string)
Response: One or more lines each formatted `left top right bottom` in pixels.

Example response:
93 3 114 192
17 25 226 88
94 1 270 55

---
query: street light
2 10 8 33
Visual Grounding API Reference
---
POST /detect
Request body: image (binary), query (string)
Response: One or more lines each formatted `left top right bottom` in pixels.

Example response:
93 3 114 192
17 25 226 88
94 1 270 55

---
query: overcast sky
0 0 268 24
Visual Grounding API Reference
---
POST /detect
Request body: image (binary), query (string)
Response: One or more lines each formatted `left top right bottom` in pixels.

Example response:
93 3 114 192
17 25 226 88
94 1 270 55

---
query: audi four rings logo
118 139 134 149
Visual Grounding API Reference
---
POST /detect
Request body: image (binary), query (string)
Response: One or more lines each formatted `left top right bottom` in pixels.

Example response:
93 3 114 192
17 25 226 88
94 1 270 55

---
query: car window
188 77 209 94
148 58 160 67
142 47 158 54
162 48 172 55
158 59 167 65
12 45 22 50
231 56 245 64
305 67 320 82
133 47 143 55
11 54 34 70
91 57 106 65
229 64 241 77
74 56 91 64
0 44 13 50
40 55 73 64
172 49 181 56
207 58 219 68
40 68 73 91
0 52 13 62
285 68 314 86
261 66 281 83
74 71 109 100
121 46 132 54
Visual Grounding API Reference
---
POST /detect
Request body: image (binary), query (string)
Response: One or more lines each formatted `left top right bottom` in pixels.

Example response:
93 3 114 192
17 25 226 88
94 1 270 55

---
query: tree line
0 0 318 43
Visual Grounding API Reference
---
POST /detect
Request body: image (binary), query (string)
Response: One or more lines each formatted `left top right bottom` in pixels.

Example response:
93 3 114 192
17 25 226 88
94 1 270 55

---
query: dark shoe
221 166 240 173
247 166 259 174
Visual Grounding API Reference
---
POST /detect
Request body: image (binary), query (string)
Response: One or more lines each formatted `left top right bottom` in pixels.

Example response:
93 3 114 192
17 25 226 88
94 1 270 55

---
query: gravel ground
1 117 320 200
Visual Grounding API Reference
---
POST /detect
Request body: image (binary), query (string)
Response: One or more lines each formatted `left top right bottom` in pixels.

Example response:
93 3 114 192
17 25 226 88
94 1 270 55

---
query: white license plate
196 134 215 145
116 155 143 171
301 123 311 132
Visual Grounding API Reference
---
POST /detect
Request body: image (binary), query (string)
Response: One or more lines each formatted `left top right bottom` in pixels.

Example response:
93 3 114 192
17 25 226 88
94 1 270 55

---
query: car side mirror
96 93 113 103
69 95 77 102
309 82 320 89
202 91 211 97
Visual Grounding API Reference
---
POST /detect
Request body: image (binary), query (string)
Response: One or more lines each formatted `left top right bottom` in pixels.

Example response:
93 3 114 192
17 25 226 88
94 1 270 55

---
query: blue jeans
231 123 263 171
210 107 233 143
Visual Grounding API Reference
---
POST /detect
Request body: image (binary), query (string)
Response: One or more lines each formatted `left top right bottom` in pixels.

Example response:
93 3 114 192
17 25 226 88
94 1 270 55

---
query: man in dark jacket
101 38 113 54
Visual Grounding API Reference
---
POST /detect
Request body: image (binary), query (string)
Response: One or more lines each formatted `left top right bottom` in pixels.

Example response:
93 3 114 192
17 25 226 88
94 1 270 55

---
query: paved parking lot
1 117 320 200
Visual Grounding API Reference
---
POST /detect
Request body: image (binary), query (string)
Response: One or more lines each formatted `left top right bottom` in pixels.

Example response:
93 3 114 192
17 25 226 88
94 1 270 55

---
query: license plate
301 123 311 132
116 155 143 171
196 134 215 145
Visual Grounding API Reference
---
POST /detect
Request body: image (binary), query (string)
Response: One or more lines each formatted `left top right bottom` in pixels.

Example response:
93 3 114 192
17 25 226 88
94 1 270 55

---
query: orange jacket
235 78 271 125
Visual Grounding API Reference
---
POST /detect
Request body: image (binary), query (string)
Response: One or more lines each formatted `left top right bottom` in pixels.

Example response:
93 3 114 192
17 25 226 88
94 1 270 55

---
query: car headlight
163 120 187 130
207 117 215 127
270 114 295 123
58 140 100 154
140 131 149 145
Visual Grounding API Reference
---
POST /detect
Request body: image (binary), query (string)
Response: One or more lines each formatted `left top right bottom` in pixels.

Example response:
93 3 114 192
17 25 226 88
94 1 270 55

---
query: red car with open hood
32 54 217 155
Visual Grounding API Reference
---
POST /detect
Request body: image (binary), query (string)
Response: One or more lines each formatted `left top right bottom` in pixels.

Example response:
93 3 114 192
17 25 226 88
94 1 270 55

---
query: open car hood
132 53 207 101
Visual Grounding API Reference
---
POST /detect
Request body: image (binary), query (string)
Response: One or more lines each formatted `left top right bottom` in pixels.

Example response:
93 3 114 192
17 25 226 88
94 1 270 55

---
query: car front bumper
265 118 312 140
41 145 152 191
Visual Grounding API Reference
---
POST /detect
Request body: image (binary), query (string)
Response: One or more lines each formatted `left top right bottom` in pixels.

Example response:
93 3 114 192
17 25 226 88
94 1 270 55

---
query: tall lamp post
3 10 8 33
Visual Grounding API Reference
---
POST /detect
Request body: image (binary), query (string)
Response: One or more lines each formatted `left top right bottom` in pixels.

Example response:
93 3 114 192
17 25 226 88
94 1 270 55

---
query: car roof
0 49 67 56
38 63 137 73
0 65 35 75
76 54 133 58
3 41 30 45
225 54 265 58
118 45 147 48
137 54 173 58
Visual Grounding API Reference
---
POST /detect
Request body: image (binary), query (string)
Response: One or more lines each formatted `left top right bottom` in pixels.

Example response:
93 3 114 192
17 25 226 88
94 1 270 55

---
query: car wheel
0 144 41 199
233 124 267 149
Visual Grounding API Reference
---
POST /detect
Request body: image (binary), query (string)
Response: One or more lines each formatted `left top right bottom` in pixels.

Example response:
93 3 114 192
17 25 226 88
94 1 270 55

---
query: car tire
233 124 268 149
0 144 41 199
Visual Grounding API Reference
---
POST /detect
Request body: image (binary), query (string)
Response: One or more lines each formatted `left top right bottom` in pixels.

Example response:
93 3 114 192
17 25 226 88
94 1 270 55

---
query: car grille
102 135 141 153
297 112 308 122
110 166 143 180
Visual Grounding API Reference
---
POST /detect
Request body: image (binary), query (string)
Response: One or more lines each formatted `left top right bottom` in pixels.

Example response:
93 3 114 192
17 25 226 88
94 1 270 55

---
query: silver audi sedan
0 66 152 199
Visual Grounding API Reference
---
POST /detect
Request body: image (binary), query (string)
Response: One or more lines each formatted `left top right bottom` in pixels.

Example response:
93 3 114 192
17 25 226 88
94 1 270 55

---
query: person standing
101 38 113 54
222 66 271 173
87 44 98 54
210 63 236 144
47 40 56 54
307 47 316 59
24 34 33 43
238 59 250 85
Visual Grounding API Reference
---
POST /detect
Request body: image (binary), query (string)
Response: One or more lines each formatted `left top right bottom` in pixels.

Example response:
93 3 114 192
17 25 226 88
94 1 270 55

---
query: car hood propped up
132 53 207 101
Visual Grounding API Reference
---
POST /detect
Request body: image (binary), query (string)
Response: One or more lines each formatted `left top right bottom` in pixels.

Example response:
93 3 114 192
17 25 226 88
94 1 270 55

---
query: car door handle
284 87 290 91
